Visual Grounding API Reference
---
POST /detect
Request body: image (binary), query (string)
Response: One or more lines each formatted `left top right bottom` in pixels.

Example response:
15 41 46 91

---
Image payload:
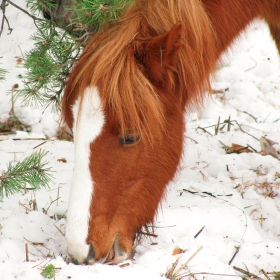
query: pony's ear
136 22 182 87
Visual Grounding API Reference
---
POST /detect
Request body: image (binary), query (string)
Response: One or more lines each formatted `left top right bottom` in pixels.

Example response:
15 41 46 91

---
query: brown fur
62 0 280 263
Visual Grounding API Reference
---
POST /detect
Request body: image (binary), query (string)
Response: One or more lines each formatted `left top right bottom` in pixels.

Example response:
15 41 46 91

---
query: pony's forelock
63 0 216 142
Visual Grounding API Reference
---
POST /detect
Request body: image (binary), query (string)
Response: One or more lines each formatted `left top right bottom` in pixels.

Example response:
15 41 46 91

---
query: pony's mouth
86 234 128 265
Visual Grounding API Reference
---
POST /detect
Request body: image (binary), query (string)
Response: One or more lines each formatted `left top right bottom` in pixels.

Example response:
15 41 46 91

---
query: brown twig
56 185 60 206
0 0 6 36
5 0 43 21
194 226 205 238
18 201 32 212
54 224 65 236
24 238 48 259
185 136 198 144
196 126 213 136
151 225 176 228
228 246 240 265
215 116 220 135
32 259 45 268
137 231 158 238
233 266 264 280
261 269 271 280
247 144 258 153
12 138 46 141
25 243 29 262
179 271 243 278
33 141 47 149
227 116 231 131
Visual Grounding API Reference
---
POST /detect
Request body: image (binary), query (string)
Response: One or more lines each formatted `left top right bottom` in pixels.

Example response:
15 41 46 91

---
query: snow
0 2 280 279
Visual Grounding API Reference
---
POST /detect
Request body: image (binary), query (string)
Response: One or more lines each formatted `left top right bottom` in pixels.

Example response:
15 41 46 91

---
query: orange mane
62 0 216 140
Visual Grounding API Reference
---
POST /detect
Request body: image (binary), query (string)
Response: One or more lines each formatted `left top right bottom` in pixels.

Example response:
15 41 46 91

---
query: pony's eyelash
120 131 141 146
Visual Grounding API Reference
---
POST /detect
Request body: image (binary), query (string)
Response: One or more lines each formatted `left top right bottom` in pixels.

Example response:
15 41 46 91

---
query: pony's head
62 0 215 264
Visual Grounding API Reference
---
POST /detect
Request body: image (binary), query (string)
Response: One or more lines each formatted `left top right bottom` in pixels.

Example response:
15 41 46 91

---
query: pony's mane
62 0 216 141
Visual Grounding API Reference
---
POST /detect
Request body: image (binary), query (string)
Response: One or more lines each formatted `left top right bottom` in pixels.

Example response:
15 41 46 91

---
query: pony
61 0 280 264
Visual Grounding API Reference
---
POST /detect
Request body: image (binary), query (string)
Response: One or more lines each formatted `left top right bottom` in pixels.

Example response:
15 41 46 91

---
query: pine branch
1 0 132 110
0 149 53 201
16 20 82 110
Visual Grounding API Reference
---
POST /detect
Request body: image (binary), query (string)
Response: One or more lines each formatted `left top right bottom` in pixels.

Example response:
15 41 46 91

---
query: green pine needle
27 0 57 16
74 0 132 32
0 68 7 82
0 149 53 201
0 57 8 82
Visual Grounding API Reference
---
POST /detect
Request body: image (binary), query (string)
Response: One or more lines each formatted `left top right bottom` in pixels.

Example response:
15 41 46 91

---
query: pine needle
0 149 53 201
0 68 7 82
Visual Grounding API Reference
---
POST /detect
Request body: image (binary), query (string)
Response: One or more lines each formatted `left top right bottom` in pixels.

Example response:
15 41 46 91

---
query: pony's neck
203 0 262 58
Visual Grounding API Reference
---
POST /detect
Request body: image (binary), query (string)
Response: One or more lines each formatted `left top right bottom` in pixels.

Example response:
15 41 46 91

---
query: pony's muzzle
86 234 128 265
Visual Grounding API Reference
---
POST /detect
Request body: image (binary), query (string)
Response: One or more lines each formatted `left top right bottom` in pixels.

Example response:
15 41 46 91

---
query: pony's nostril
86 235 129 265
104 234 128 264
86 244 95 264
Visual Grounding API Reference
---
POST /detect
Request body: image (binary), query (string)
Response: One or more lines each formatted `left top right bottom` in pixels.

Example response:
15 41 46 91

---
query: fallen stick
194 226 205 238
228 246 240 265
233 266 264 280
260 269 271 280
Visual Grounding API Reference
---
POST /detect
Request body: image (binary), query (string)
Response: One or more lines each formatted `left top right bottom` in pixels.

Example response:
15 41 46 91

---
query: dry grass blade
54 224 65 236
174 246 203 276
215 116 220 135
165 246 203 279
165 257 180 279
25 243 29 262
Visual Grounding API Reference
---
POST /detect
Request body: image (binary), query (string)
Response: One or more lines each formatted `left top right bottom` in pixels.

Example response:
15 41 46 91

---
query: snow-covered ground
0 2 280 280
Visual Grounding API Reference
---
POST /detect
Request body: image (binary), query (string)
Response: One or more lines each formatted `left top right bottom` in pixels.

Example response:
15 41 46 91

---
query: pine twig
5 0 43 21
0 149 53 201
0 0 7 36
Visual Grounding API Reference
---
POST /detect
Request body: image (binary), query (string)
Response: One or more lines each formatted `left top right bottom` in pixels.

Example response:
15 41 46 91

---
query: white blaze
65 87 105 263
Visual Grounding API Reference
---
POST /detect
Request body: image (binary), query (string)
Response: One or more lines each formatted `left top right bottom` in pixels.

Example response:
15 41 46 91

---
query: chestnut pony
62 0 280 264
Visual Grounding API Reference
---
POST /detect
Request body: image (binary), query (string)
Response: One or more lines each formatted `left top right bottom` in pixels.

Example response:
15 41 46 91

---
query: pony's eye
120 132 141 146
